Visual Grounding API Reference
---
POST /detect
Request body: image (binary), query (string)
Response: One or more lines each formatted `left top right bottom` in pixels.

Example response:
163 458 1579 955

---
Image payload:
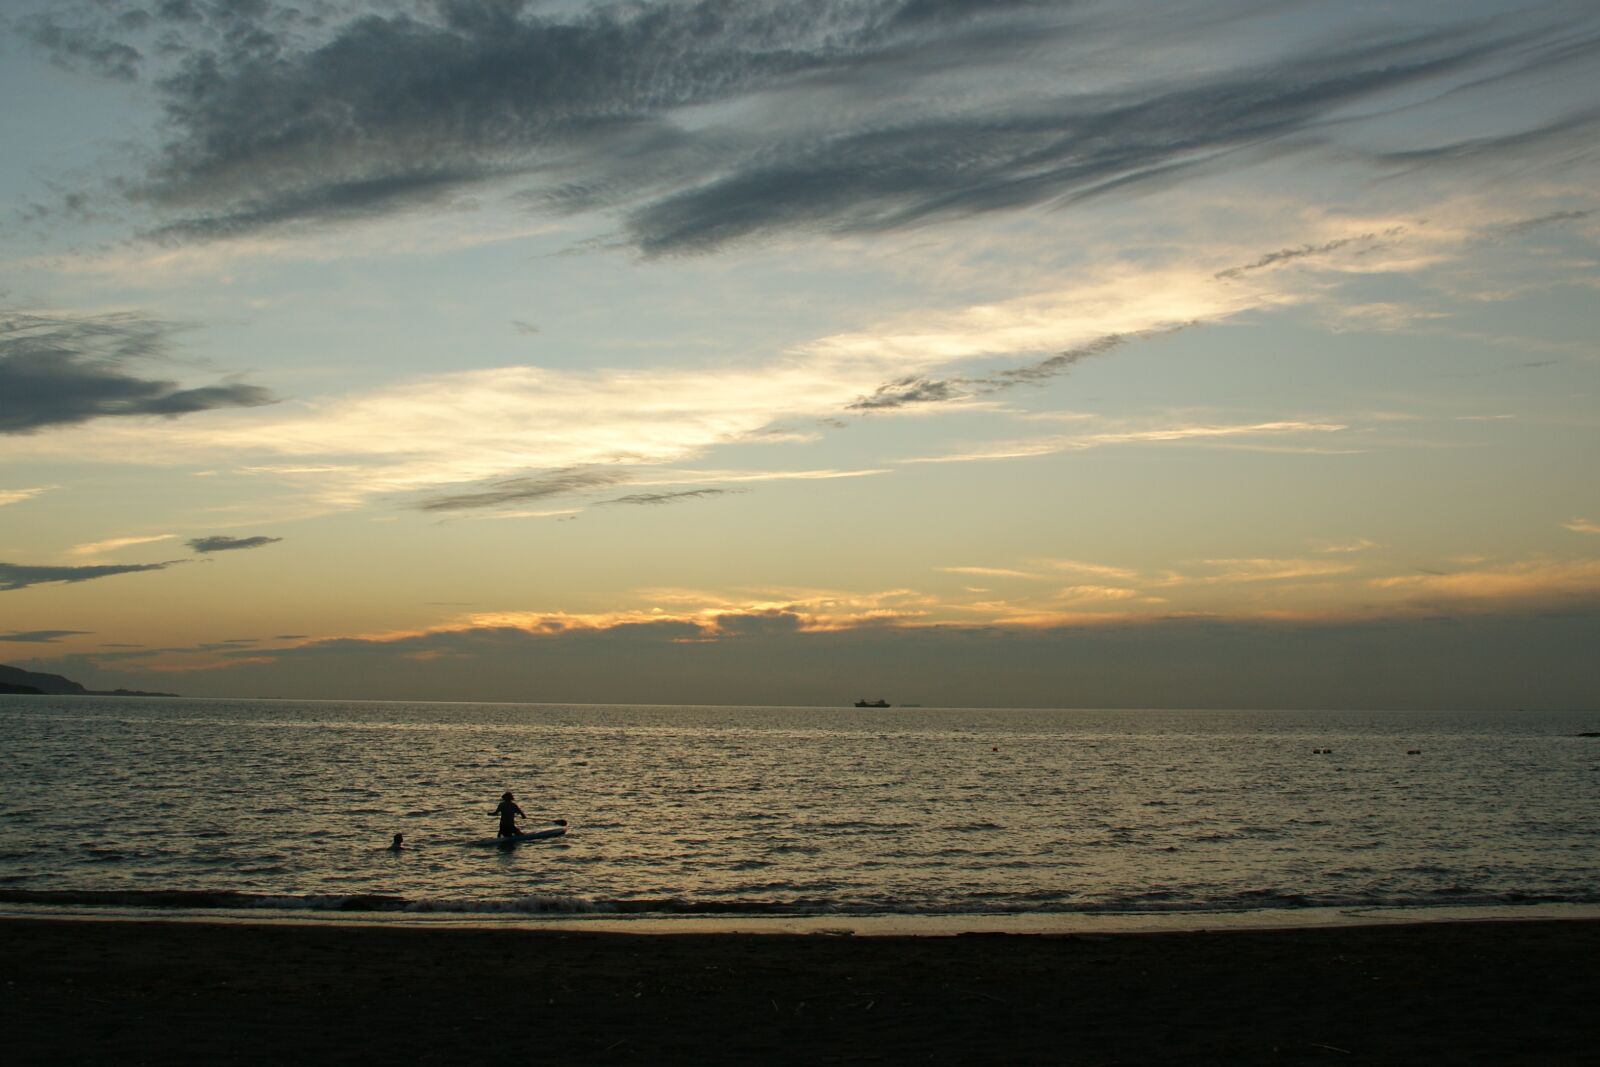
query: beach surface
5 916 1598 1064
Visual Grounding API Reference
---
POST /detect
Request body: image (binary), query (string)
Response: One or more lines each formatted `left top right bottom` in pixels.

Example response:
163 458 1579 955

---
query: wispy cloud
1378 106 1600 174
68 534 176 558
0 310 275 435
0 560 182 592
937 566 1041 579
647 468 890 485
599 489 743 506
1370 557 1600 603
0 629 93 643
1490 208 1594 238
1183 558 1360 585
463 507 584 522
432 471 841 517
12 257 1272 510
1041 559 1143 582
0 182 1583 526
17 1 1596 257
1056 585 1141 602
905 419 1350 464
1321 302 1450 333
625 584 939 631
847 328 1184 412
0 486 55 507
1215 229 1406 280
1563 518 1600 534
187 535 283 553
416 468 631 513
115 555 1600 663
1314 538 1380 554
849 376 967 412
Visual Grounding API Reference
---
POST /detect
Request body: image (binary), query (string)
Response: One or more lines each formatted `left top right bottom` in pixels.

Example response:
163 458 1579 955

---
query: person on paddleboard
492 791 527 838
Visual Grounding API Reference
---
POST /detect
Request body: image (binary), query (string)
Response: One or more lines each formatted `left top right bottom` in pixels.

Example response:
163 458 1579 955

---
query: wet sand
4 916 1597 1064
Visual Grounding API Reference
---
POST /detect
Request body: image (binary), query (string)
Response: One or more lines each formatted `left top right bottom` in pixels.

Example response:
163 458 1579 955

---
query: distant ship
854 698 891 708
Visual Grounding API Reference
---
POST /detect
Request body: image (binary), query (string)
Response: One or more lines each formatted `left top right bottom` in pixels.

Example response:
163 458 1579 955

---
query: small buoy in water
1407 749 1421 755
992 746 999 752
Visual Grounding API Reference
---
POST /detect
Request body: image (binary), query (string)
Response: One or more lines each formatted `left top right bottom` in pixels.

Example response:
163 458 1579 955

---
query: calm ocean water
1 697 1596 921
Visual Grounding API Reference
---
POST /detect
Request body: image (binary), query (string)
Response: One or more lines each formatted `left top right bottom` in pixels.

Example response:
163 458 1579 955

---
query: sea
2 697 1597 931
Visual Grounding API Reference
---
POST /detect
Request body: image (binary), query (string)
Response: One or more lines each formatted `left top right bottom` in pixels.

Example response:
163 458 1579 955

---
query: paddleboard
478 826 567 846
515 825 567 841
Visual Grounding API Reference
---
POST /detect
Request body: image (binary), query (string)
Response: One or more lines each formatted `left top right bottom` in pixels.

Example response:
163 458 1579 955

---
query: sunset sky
2 0 1597 708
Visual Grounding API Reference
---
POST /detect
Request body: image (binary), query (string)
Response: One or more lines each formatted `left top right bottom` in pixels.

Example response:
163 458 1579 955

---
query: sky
1 0 1597 709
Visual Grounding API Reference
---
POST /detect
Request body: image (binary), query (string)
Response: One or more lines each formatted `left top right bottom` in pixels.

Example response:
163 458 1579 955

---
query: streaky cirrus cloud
599 489 743 507
1376 105 1600 174
0 629 94 643
0 560 182 592
1369 558 1600 603
1489 209 1594 239
0 207 1572 520
904 418 1352 464
1214 229 1407 280
15 255 1257 508
1041 559 1143 582
936 566 1042 580
0 486 55 507
848 376 966 412
848 326 1190 412
434 468 885 517
1563 518 1600 534
0 310 276 435
186 535 283 553
1314 538 1380 554
68 534 177 558
1057 585 1142 603
15 1 1600 256
1178 558 1360 586
415 467 631 513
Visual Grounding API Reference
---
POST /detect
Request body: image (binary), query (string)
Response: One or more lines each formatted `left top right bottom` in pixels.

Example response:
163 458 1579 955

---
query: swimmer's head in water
502 792 514 801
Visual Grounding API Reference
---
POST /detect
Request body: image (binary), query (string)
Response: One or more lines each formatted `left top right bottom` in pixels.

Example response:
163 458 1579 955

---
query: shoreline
5 914 1597 1064
2 899 1596 936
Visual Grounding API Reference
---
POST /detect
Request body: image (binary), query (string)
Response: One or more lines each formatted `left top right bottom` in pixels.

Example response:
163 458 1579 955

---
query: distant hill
0 663 178 698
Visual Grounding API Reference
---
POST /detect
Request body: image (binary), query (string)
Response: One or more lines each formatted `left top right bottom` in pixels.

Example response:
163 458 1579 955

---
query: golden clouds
1369 558 1600 605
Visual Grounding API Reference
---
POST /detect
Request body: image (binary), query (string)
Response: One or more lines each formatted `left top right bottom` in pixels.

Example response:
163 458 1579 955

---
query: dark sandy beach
4 917 1597 1065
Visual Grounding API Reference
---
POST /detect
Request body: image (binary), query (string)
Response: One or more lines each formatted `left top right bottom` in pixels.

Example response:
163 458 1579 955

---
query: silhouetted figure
492 792 526 838
387 832 405 851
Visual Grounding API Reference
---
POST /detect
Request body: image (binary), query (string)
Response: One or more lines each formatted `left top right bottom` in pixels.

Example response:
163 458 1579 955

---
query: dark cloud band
25 2 1592 256
415 467 630 512
0 561 180 593
0 630 94 643
0 311 275 435
849 326 1188 412
599 489 740 506
187 535 283 553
